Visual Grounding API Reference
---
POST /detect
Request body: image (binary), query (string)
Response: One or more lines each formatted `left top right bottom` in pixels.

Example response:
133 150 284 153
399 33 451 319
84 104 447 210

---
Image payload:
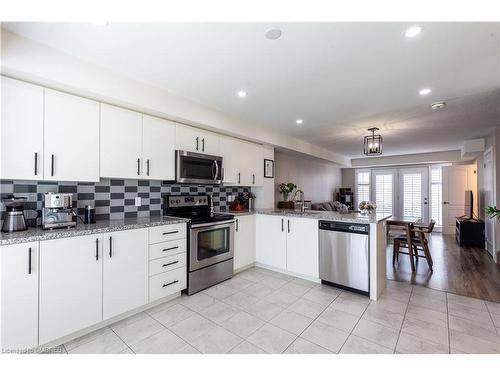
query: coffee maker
1 196 28 232
42 192 77 230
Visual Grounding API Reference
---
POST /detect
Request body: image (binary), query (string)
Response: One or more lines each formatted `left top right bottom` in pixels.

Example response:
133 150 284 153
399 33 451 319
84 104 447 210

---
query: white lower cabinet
39 234 103 345
285 217 319 278
102 229 149 320
256 215 319 278
234 215 256 271
1 242 39 350
256 214 287 270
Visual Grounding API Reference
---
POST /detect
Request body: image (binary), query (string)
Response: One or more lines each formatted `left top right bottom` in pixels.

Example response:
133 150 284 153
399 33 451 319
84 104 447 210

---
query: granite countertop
0 216 189 245
253 208 391 224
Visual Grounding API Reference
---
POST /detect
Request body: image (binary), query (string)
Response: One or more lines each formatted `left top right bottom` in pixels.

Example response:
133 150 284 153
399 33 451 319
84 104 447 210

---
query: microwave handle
214 160 219 180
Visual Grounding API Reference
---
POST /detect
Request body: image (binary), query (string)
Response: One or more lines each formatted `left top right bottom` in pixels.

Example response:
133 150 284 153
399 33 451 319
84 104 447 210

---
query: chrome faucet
293 189 306 212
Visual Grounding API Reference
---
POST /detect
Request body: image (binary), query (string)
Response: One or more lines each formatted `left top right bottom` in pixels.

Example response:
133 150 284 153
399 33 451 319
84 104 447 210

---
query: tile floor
56 267 500 354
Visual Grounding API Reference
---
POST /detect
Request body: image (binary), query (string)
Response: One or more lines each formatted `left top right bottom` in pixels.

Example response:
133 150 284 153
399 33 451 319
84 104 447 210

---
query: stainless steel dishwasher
319 221 370 296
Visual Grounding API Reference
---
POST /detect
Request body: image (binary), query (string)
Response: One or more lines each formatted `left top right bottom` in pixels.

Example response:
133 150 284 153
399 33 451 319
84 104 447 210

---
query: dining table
386 216 431 235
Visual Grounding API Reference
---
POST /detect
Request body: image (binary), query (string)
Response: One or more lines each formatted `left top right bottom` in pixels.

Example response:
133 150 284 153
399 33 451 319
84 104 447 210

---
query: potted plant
277 182 297 209
358 200 377 214
486 206 500 219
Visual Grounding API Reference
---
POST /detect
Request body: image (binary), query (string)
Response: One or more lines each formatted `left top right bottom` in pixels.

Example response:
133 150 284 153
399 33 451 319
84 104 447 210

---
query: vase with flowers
358 200 377 214
277 182 297 209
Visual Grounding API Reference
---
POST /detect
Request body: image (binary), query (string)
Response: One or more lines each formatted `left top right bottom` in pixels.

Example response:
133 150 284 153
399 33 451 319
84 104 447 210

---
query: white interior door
442 165 469 234
371 169 396 217
398 167 429 221
483 148 495 257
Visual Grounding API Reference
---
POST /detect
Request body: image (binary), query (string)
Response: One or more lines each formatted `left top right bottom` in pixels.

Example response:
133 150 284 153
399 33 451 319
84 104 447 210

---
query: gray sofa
311 201 349 213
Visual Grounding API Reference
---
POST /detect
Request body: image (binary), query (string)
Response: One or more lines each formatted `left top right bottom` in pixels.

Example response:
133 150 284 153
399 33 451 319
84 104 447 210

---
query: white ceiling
3 22 500 158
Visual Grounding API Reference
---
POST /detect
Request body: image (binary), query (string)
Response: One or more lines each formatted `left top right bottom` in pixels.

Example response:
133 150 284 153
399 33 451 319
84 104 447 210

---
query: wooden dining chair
393 220 435 272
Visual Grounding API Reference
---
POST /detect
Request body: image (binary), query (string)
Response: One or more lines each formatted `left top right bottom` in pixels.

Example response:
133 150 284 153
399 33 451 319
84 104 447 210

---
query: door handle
95 238 99 261
51 154 55 176
34 152 38 176
28 247 32 275
137 158 140 175
202 138 205 152
196 137 199 151
146 159 150 176
109 236 112 258
443 201 449 205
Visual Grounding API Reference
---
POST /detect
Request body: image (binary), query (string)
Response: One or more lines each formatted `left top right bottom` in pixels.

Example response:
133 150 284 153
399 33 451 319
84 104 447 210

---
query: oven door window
197 227 230 261
180 156 216 181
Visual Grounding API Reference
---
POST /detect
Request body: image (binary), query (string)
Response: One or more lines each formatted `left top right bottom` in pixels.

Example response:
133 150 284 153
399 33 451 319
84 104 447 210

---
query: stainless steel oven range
163 194 235 295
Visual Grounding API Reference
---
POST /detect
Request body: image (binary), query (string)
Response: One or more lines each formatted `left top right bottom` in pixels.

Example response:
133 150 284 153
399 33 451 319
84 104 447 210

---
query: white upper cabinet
1 242 39 350
175 124 221 155
102 229 149 320
100 104 143 179
142 115 175 180
241 141 264 187
1 77 44 180
221 137 264 186
221 137 244 184
44 89 100 182
39 234 103 345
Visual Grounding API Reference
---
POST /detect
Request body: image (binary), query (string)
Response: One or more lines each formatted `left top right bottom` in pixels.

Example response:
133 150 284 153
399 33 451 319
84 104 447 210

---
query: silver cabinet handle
163 230 179 235
162 246 179 252
236 219 239 232
109 236 112 258
288 219 290 233
162 280 179 288
28 247 32 275
253 174 255 184
51 154 55 176
202 138 205 152
238 172 241 184
95 238 99 261
137 158 140 175
196 137 199 151
34 152 38 176
281 218 284 232
162 261 179 267
146 159 150 176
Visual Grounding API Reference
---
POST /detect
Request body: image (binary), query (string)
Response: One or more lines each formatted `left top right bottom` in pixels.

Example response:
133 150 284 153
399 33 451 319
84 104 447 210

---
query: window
375 173 393 216
402 173 422 217
356 171 370 205
431 167 442 226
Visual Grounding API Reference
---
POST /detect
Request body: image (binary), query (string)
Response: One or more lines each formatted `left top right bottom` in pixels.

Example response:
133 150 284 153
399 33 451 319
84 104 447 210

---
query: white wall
253 145 275 209
0 29 350 167
274 150 342 204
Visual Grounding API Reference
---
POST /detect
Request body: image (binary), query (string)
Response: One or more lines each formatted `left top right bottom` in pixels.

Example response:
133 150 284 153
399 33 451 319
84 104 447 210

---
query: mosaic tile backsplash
0 179 251 223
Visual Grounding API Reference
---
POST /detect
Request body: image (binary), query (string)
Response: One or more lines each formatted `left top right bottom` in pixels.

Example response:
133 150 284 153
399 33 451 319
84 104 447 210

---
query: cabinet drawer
149 267 186 302
149 252 186 276
149 239 186 260
149 223 186 244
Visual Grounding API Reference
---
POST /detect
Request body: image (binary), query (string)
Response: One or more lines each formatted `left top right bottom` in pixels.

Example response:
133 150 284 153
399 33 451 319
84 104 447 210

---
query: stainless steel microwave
176 150 223 184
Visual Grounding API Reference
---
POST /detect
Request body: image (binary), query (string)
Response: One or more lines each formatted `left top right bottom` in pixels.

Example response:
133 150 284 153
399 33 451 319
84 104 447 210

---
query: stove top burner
163 194 234 224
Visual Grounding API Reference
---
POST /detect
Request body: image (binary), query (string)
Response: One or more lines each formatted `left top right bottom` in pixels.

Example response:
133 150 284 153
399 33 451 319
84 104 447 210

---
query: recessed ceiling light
265 28 282 40
419 88 432 96
237 90 247 98
295 119 303 125
405 26 422 38
431 101 446 110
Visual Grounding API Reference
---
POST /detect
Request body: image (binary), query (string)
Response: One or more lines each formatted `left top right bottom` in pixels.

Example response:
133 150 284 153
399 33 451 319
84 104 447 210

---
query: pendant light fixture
363 127 383 156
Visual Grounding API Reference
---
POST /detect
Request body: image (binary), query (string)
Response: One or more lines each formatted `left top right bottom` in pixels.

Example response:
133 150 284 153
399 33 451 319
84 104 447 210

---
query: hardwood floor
386 232 500 302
